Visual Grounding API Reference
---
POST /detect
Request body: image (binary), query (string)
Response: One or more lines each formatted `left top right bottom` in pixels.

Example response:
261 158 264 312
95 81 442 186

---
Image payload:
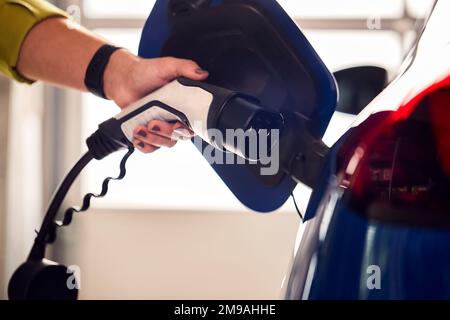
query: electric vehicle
285 0 450 299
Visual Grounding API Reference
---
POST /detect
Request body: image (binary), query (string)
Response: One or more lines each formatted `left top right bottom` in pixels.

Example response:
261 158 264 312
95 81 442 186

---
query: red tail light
338 75 450 225
429 88 450 178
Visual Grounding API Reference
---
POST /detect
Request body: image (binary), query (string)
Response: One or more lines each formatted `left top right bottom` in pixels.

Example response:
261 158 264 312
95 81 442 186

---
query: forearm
17 17 120 91
13 8 208 112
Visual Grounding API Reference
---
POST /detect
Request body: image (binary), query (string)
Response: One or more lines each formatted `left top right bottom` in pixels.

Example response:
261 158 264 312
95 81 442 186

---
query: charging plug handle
280 112 330 188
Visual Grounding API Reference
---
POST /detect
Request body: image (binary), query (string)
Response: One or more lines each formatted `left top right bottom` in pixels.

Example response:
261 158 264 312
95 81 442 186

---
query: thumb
161 57 209 81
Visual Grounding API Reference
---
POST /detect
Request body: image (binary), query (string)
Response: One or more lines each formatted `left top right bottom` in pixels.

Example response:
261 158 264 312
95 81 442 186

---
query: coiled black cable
56 146 135 227
29 127 133 261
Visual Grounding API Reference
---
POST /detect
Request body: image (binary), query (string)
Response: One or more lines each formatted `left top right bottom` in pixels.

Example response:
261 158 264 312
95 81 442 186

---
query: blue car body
286 0 450 299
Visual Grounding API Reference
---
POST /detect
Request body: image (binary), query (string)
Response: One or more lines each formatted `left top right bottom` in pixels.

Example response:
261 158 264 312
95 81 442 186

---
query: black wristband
84 44 121 99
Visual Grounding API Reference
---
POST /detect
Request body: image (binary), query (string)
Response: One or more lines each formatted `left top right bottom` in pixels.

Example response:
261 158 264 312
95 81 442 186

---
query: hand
103 50 208 153
15 16 204 154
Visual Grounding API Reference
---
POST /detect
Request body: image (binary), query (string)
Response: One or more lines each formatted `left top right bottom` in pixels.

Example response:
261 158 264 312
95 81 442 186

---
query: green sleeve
0 0 69 83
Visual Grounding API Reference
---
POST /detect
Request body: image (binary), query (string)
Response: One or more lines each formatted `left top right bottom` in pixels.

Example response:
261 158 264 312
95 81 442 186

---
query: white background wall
58 209 300 299
0 81 46 299
0 78 10 299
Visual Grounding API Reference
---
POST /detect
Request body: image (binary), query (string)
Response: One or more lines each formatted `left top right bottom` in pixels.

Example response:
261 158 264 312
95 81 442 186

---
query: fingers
159 57 209 82
134 125 177 148
133 139 159 154
146 119 178 138
171 122 195 141
132 120 192 154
